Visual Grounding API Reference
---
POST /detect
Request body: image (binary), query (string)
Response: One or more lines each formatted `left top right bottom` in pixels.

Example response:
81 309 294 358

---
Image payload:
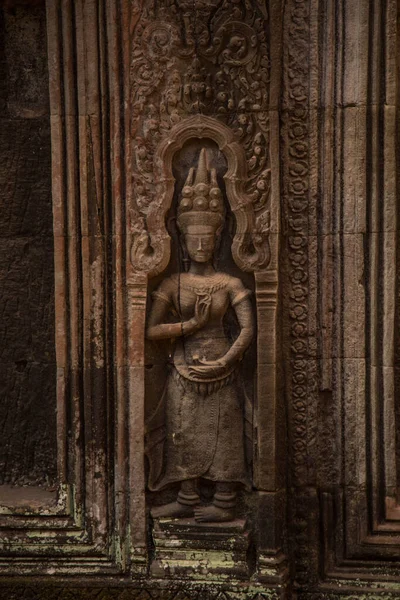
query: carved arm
219 297 254 367
188 296 253 379
146 297 201 340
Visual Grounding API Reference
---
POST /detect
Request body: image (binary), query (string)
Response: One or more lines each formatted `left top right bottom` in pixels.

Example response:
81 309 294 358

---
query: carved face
185 228 216 263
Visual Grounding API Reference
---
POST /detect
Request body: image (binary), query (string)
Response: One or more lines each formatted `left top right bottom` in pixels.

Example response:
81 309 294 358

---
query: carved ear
212 221 225 271
178 231 190 272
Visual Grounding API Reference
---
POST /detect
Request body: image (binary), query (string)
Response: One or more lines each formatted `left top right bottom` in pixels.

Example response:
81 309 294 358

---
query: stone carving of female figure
145 148 254 522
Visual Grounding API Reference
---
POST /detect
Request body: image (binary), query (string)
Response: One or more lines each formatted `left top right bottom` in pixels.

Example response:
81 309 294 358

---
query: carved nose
197 238 203 251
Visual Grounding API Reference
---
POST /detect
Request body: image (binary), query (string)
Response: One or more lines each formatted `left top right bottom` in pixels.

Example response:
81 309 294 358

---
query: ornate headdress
177 148 224 235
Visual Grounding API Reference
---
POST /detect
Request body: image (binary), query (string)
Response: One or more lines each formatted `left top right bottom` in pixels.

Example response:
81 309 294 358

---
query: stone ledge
151 517 251 580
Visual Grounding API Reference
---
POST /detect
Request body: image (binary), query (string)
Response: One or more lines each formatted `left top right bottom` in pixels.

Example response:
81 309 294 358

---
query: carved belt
172 366 236 396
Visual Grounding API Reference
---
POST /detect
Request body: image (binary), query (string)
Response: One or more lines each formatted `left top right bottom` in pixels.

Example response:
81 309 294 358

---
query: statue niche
145 147 254 523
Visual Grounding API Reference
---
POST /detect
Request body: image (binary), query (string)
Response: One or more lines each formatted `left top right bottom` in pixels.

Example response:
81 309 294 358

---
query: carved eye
182 186 193 197
180 198 193 211
194 196 208 210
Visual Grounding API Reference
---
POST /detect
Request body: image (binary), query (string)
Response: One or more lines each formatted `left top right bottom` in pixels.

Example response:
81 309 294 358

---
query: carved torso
153 272 251 381
146 269 253 492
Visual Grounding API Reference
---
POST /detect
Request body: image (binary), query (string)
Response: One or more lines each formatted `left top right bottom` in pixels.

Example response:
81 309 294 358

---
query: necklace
177 273 229 295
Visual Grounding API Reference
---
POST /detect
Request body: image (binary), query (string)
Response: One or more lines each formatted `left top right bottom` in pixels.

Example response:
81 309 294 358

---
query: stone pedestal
150 518 251 580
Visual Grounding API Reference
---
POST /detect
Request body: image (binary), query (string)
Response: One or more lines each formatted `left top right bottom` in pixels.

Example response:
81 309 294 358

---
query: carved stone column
282 0 400 596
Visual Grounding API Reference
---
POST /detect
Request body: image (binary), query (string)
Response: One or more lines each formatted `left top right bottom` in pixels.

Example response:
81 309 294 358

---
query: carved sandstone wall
0 2 56 486
0 0 399 599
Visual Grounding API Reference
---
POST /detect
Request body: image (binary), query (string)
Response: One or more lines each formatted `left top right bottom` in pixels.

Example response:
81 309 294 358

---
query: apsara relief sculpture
145 148 254 522
126 0 280 579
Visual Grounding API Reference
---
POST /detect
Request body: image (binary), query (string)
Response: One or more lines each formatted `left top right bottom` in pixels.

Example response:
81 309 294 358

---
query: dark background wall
0 2 56 486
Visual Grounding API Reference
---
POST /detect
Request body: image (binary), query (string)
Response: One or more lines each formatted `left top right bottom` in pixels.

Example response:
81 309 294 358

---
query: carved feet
194 504 235 522
151 481 237 522
151 501 195 519
151 501 236 522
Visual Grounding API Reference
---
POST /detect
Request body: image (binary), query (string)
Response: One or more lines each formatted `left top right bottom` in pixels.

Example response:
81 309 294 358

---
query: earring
179 235 190 272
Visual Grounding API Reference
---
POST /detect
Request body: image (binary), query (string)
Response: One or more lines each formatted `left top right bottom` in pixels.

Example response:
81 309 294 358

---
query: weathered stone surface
1 0 400 598
151 518 250 580
0 2 49 118
0 119 53 237
0 583 286 600
0 186 56 485
0 4 56 486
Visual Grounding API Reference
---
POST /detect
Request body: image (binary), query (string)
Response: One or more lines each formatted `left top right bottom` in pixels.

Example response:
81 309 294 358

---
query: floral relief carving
282 0 312 586
283 0 310 469
129 0 271 276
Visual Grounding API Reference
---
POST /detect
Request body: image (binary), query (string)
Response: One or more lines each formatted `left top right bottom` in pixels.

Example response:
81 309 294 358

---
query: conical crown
177 148 224 234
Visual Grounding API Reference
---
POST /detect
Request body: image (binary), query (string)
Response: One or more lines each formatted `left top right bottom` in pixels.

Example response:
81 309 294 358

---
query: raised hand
193 292 211 328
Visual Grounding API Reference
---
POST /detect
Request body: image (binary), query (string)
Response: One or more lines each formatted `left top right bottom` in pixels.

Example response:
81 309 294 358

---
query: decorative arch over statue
130 115 271 277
